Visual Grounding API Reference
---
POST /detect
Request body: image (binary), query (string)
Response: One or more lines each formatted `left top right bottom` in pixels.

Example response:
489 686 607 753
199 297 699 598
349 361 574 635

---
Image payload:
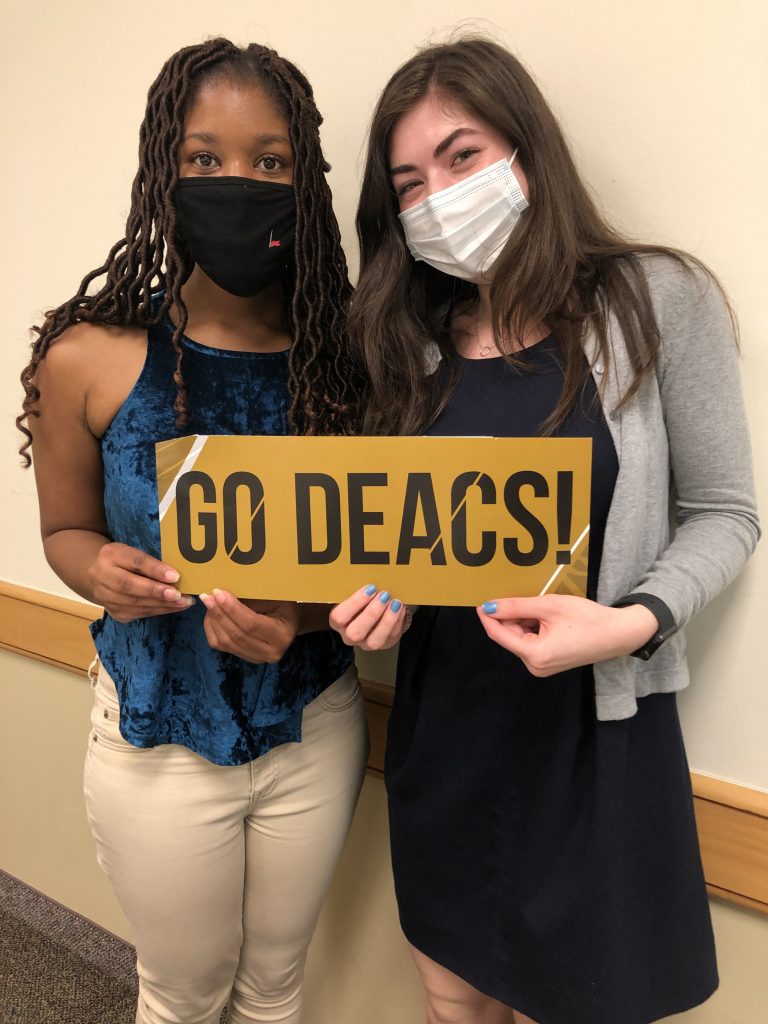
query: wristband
611 592 678 661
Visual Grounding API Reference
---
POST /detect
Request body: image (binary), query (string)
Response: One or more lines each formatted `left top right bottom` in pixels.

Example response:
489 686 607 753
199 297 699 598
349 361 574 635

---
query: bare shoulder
34 321 149 437
37 322 146 383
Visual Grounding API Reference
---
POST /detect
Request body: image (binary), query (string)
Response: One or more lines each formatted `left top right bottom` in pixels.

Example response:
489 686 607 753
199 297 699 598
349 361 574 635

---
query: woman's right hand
329 585 409 651
87 542 194 623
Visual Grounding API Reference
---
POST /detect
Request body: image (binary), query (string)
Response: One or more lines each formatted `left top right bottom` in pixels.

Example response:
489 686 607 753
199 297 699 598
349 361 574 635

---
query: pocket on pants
315 666 361 713
89 665 145 754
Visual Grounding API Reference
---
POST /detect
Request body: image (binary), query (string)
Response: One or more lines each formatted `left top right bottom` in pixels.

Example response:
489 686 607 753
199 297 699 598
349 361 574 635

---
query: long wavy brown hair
18 38 363 466
350 38 727 436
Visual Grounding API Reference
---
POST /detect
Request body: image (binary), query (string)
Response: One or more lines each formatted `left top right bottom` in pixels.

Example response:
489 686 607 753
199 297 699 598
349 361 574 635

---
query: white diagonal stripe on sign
158 435 209 522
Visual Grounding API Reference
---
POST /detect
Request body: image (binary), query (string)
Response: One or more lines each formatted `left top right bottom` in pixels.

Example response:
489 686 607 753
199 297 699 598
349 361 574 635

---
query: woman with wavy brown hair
331 38 759 1024
20 38 368 1024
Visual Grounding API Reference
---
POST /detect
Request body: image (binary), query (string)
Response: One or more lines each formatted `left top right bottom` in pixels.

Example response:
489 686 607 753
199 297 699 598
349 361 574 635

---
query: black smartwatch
611 592 678 661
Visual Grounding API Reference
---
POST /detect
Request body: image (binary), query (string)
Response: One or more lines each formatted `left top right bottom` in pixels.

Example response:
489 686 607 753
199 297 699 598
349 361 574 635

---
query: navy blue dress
386 338 717 1024
90 317 352 767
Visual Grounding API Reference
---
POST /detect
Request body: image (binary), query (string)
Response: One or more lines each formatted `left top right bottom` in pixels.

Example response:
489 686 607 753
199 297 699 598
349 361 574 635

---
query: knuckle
345 626 364 645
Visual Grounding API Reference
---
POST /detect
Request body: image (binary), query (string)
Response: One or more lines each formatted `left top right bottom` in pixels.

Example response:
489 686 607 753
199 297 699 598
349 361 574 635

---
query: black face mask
174 176 296 297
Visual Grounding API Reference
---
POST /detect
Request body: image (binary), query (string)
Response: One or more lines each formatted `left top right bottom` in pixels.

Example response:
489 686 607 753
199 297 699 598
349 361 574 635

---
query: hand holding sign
329 585 409 651
200 589 302 664
88 542 194 623
477 595 659 674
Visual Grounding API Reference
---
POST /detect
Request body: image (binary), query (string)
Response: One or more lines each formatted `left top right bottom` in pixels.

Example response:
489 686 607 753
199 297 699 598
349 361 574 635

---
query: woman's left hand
477 595 658 676
200 589 301 664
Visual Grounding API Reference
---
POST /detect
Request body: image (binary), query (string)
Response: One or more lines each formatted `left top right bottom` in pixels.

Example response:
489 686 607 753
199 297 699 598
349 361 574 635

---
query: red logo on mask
269 231 281 248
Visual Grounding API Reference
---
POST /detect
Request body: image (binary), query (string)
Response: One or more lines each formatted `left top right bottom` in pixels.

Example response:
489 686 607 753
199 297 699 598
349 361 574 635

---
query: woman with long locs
331 38 760 1024
18 39 368 1024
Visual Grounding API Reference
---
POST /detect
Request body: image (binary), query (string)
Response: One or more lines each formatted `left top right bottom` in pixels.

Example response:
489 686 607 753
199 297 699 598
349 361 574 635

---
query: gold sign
157 436 592 606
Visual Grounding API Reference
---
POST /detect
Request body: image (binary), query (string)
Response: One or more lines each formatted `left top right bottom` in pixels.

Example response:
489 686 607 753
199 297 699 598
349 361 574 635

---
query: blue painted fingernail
364 584 377 596
379 591 390 603
482 601 497 614
390 599 402 613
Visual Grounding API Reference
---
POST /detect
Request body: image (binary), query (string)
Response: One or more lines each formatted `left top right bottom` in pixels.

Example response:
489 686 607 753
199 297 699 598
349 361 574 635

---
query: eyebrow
390 127 482 176
182 131 291 146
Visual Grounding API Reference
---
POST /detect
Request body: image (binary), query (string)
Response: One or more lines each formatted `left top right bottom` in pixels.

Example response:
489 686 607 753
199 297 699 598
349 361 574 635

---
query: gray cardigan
585 255 760 719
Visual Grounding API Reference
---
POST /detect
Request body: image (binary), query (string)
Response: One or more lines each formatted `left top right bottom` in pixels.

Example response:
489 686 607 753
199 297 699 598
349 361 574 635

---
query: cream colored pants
84 662 368 1024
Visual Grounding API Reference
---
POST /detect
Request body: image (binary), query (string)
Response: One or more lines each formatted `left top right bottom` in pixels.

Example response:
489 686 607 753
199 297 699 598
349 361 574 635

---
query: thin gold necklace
465 318 497 358
473 325 531 358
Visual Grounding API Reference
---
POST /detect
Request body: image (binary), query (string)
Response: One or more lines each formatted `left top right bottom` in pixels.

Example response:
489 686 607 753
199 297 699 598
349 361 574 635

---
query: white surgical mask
398 152 529 282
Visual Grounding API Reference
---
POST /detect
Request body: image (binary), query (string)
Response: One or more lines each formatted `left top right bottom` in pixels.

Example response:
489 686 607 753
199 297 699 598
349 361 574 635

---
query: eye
256 155 284 172
190 151 219 170
396 179 422 198
452 147 480 166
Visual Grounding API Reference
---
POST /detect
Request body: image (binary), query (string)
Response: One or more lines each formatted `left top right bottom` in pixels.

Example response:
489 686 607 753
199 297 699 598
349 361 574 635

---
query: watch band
611 592 678 661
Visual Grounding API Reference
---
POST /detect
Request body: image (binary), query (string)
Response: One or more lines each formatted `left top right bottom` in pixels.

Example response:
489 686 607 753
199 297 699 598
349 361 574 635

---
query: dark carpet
0 870 137 1023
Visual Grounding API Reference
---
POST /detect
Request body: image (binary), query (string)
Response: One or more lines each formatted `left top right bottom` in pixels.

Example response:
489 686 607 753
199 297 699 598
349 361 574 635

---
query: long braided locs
17 38 363 466
251 46 364 436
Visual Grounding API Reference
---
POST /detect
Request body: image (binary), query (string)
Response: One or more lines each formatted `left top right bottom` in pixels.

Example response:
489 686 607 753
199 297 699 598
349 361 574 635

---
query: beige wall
1 2 767 1021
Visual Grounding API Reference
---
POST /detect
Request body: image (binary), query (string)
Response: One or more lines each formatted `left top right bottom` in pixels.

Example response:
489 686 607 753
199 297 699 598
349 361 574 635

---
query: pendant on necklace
479 343 493 357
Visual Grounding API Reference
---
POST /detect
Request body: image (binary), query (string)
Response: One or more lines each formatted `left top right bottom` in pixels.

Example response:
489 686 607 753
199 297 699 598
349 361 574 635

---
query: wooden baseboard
1 580 766 915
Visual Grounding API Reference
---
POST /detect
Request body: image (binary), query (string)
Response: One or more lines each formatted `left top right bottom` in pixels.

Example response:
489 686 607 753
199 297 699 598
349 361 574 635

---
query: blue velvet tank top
90 317 353 766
